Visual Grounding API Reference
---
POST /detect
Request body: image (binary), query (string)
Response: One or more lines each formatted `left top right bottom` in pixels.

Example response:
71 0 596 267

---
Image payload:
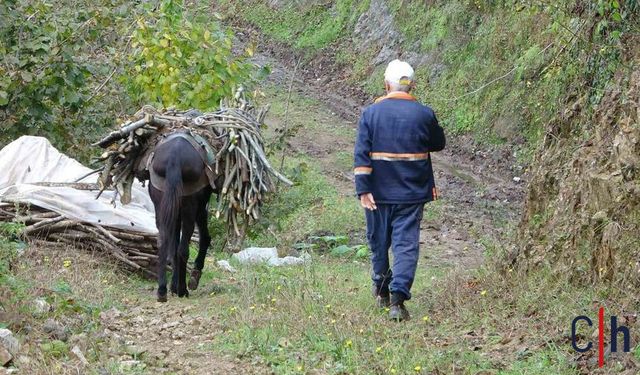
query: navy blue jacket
354 93 445 204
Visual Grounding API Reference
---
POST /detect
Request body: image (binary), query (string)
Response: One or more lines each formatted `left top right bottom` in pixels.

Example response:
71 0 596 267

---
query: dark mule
149 133 216 302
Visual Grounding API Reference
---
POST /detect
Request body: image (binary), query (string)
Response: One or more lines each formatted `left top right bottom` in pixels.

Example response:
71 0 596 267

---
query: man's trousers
365 203 424 300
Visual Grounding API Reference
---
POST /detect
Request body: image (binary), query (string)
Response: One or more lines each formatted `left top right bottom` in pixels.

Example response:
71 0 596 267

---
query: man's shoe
389 292 410 321
372 285 390 308
376 294 391 308
388 303 410 321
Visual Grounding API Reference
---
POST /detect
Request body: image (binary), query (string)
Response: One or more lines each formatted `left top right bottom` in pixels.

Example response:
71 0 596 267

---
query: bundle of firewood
93 96 292 239
0 201 161 277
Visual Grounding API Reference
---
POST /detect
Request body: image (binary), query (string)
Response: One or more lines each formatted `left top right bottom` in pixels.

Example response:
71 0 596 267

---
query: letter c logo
572 315 593 353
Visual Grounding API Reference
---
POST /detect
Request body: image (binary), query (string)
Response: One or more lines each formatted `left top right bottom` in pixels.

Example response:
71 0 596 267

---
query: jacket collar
374 91 416 103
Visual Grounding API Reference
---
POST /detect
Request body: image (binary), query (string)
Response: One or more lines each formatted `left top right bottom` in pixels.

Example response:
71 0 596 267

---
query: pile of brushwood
0 201 161 278
93 96 292 238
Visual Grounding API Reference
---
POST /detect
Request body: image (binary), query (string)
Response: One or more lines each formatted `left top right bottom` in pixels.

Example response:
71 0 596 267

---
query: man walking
354 59 445 321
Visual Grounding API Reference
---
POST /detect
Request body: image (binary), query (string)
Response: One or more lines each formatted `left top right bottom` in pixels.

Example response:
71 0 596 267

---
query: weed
41 340 69 358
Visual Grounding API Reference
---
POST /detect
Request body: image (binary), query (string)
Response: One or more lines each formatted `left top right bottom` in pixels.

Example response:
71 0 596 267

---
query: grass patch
262 84 356 141
195 249 634 374
220 0 369 52
245 156 363 248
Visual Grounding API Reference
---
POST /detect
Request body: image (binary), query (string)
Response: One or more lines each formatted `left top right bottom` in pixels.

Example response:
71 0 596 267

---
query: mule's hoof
178 290 189 298
188 269 202 290
157 294 168 303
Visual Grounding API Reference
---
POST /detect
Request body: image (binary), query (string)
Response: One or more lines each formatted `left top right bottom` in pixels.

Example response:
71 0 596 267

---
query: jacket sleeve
427 112 446 152
354 110 373 196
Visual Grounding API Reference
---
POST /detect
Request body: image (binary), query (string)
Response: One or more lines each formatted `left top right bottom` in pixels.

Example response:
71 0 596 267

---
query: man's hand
360 193 377 211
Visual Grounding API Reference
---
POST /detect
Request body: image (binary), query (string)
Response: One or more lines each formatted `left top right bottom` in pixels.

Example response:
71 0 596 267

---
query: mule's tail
160 157 183 260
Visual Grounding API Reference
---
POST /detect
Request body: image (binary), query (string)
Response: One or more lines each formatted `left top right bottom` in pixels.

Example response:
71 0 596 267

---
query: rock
0 329 19 356
71 345 89 365
170 330 184 340
267 254 311 266
32 298 51 315
512 177 522 183
160 321 179 330
0 346 12 366
232 247 278 264
216 260 237 273
353 0 402 62
124 344 146 357
68 333 88 352
99 307 122 321
14 355 30 367
43 319 68 342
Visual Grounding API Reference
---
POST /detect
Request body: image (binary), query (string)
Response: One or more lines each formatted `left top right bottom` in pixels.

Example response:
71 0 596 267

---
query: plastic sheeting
0 136 158 234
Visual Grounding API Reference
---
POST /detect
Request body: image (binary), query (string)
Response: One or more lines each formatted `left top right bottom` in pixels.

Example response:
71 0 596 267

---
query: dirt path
251 45 524 271
98 291 269 374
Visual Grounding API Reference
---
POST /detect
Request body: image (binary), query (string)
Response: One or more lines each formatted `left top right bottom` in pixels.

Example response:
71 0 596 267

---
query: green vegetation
246 159 363 247
0 0 135 159
220 0 636 153
219 0 370 51
0 225 133 372
127 1 253 110
200 258 593 374
0 0 257 160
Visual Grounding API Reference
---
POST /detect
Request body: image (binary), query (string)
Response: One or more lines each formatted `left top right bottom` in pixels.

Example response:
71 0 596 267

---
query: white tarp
232 247 311 266
0 136 158 234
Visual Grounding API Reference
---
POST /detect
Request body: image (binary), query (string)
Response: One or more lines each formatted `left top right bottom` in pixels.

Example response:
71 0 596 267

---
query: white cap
384 59 414 85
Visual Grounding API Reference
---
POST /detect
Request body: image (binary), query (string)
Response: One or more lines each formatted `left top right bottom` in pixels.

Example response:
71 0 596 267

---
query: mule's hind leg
189 188 212 290
177 200 197 297
150 185 169 302
170 220 181 295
